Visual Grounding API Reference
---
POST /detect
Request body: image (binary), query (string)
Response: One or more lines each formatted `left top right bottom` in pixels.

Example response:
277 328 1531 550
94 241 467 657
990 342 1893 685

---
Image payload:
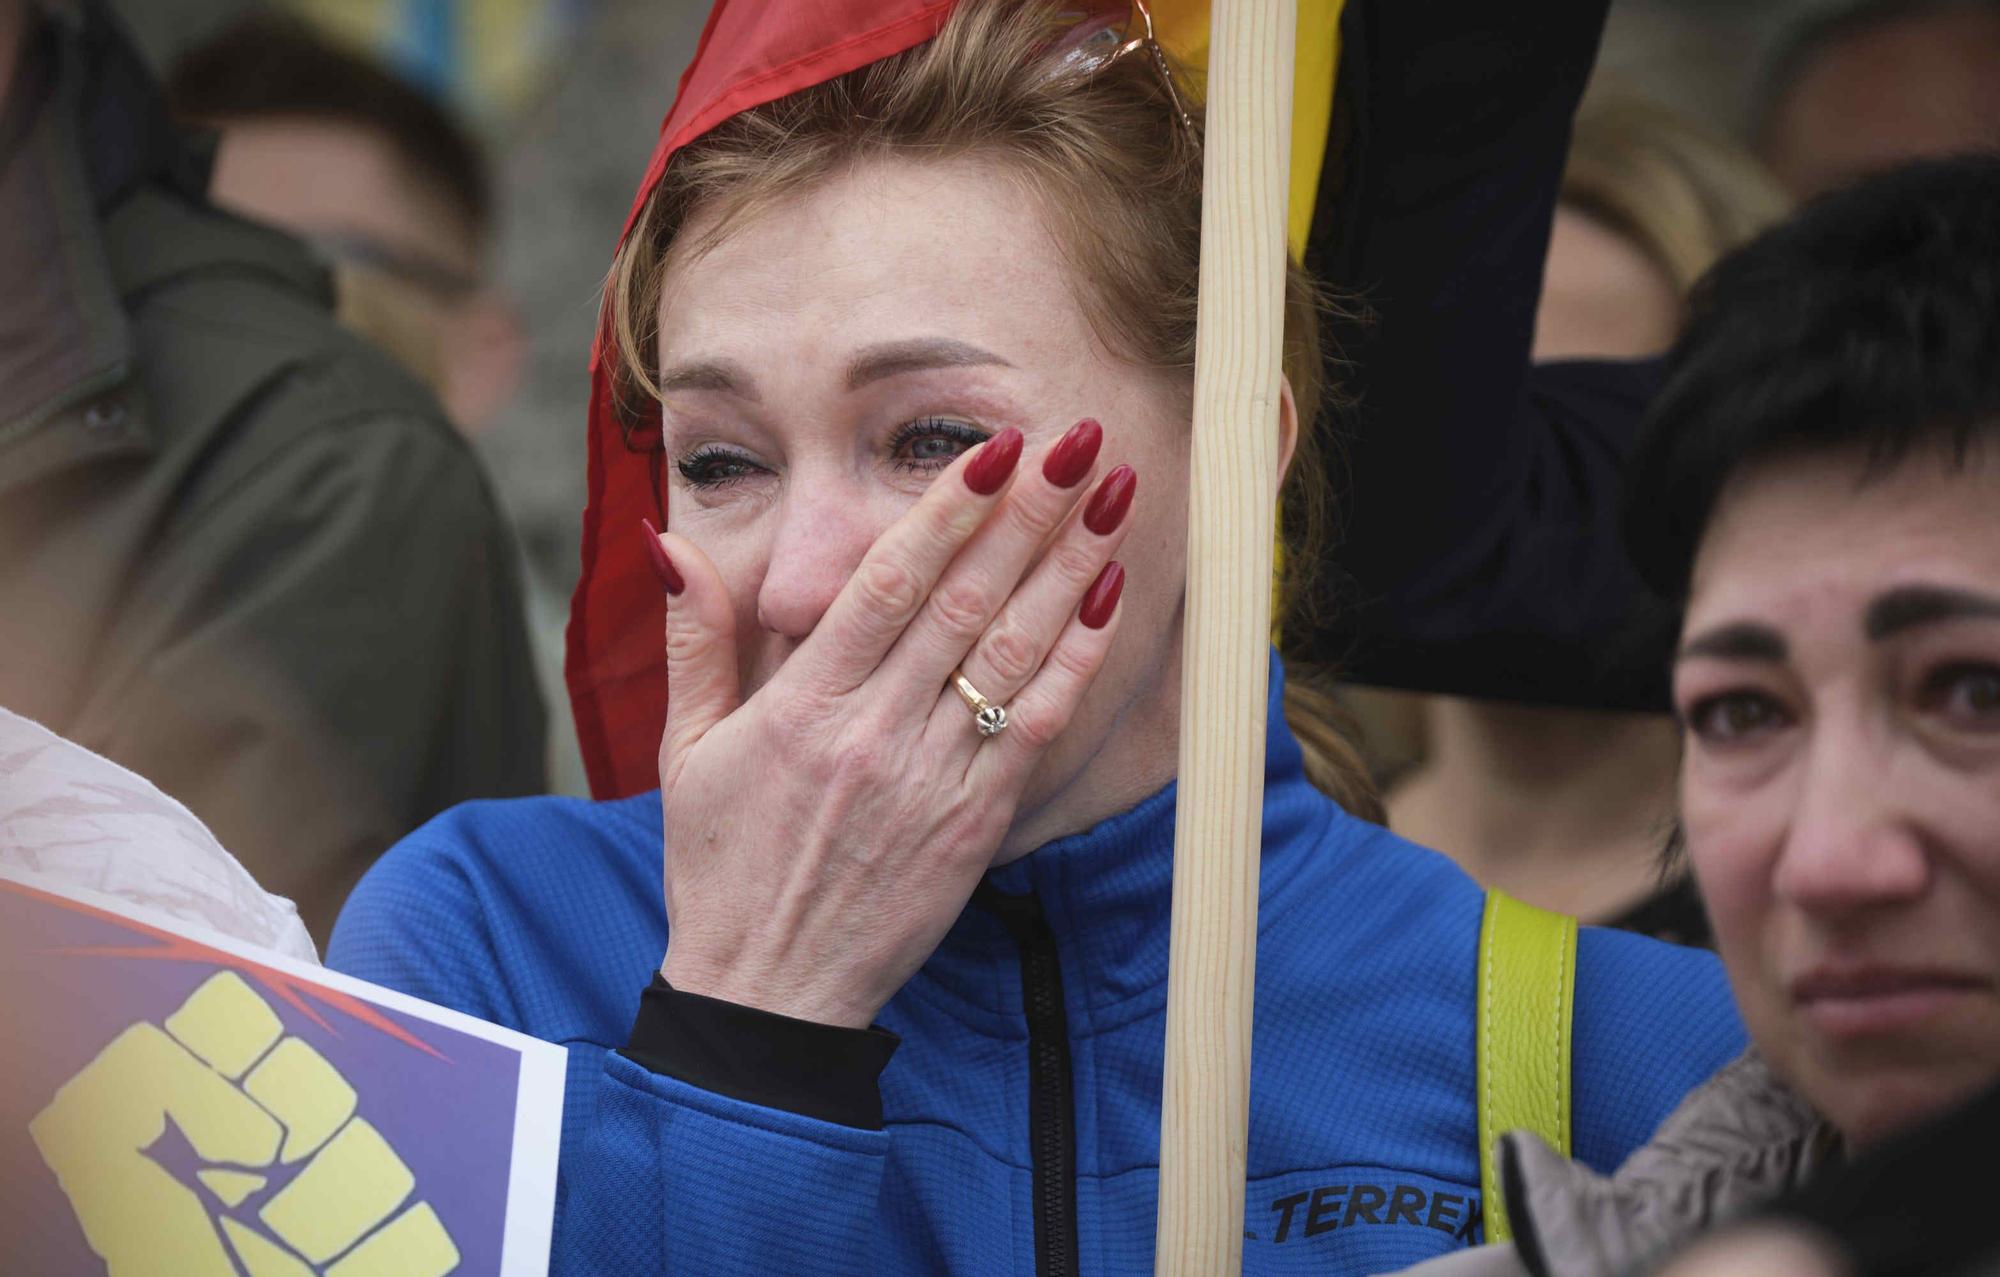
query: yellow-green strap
1475 889 1577 1244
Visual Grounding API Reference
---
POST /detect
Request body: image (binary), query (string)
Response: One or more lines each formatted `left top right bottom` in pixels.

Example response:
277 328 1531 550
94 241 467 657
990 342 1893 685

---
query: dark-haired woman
1410 155 2000 1277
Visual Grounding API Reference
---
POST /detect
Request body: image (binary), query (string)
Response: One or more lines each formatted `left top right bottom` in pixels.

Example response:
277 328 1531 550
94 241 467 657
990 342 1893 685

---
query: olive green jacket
0 3 545 939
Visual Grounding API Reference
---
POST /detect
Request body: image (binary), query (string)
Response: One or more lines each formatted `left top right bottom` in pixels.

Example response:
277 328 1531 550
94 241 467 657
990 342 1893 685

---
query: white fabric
0 706 320 964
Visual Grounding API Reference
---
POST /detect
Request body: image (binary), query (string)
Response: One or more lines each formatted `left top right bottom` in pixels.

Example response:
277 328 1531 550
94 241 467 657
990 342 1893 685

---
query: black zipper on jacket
975 883 1080 1277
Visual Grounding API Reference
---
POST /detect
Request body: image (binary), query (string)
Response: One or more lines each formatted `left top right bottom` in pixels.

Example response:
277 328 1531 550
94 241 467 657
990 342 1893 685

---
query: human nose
1771 727 1930 917
755 483 881 642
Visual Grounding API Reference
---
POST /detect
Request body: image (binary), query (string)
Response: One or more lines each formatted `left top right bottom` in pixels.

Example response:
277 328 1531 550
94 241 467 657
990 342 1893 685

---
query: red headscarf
567 0 957 799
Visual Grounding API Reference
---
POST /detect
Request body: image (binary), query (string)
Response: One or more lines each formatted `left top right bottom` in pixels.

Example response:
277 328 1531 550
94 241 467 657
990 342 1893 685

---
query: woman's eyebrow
1865 584 2000 641
846 338 1013 390
659 358 758 401
1677 621 1788 664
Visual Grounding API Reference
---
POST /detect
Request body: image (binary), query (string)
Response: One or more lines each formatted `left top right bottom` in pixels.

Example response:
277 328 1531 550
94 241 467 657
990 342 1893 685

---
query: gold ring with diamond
950 670 1009 738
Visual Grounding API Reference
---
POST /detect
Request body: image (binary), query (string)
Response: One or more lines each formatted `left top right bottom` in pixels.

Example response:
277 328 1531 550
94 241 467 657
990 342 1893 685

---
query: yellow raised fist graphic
30 971 461 1277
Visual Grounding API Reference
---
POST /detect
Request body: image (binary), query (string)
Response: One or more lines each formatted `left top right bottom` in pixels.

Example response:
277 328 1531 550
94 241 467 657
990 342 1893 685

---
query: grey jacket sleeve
66 403 545 938
1386 1055 1837 1277
1497 1054 1836 1277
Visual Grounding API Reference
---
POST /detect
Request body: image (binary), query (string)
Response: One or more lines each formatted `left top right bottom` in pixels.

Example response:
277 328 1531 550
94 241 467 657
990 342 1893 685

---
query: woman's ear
1276 375 1300 484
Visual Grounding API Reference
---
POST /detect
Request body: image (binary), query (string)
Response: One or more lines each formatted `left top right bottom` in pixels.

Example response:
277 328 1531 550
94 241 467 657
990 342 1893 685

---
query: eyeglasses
1047 0 1193 133
305 232 484 303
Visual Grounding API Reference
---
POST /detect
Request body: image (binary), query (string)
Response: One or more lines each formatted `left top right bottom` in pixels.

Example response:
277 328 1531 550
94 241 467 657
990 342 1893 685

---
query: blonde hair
604 0 1380 818
1562 96 1792 293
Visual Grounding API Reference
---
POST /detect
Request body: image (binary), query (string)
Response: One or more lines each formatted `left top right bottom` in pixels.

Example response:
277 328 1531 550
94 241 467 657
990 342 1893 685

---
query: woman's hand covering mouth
647 419 1133 1029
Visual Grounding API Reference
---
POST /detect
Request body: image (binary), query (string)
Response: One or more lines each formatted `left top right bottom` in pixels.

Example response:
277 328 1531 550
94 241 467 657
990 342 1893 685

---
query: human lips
1789 966 1989 1037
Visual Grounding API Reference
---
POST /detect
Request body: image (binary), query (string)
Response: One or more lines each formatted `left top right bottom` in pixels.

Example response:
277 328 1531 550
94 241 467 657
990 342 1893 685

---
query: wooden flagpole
1154 0 1297 1273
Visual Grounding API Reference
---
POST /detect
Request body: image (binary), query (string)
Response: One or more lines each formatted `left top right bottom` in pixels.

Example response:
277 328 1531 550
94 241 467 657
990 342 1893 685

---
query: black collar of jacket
0 0 331 458
62 0 202 211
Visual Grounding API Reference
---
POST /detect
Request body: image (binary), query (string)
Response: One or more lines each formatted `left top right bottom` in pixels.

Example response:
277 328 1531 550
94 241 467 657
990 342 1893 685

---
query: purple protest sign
0 871 565 1276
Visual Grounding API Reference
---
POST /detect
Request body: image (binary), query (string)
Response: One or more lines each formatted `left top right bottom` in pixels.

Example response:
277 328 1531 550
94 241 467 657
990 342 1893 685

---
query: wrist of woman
660 951 882 1031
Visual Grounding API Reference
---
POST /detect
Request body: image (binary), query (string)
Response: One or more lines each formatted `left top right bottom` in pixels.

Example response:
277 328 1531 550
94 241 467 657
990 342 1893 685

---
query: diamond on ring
951 670 1011 739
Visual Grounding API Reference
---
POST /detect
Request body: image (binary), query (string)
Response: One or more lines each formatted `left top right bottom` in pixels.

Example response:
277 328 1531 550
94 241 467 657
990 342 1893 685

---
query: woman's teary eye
1918 662 2000 731
888 417 990 471
1684 690 1790 746
676 445 767 490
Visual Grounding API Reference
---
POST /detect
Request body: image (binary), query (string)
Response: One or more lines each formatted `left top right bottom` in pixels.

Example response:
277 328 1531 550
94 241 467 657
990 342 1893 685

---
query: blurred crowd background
9 4 1994 1265
113 0 1997 802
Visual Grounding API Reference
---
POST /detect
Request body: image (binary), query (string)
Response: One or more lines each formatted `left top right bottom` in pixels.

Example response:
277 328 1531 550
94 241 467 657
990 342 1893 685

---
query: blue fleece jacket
329 662 1743 1274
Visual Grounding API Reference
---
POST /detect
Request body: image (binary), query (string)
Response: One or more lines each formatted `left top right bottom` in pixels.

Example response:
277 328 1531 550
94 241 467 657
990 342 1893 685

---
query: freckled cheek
1122 476 1190 602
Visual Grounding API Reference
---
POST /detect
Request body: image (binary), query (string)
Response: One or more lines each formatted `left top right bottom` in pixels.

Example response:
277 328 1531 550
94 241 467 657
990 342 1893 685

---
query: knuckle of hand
979 624 1041 685
664 621 718 664
854 559 925 625
1044 636 1100 683
998 493 1056 539
940 492 996 538
925 578 992 640
1048 541 1102 585
830 727 889 779
1009 700 1069 750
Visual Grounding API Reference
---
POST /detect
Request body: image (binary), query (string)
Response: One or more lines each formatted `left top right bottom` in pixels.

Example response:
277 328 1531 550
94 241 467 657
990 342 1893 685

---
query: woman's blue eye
1920 663 2000 731
676 446 764 489
889 418 989 470
676 420 987 487
907 434 966 461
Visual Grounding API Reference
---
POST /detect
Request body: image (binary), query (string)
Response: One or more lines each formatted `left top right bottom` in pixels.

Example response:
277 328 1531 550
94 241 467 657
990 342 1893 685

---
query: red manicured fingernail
963 427 1023 495
1041 417 1102 489
1080 561 1124 629
641 518 683 595
1082 464 1136 535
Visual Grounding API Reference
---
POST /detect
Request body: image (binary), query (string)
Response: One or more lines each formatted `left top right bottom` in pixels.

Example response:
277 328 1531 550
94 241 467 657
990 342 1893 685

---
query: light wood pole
1154 0 1297 1274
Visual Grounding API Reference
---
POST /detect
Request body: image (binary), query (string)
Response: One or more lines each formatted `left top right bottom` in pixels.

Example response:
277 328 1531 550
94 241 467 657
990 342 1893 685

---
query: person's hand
30 971 459 1276
651 419 1134 1028
1652 1224 1850 1277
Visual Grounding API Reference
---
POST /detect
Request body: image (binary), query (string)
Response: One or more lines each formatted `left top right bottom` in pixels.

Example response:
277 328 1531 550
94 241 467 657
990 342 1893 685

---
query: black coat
1300 0 1677 714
